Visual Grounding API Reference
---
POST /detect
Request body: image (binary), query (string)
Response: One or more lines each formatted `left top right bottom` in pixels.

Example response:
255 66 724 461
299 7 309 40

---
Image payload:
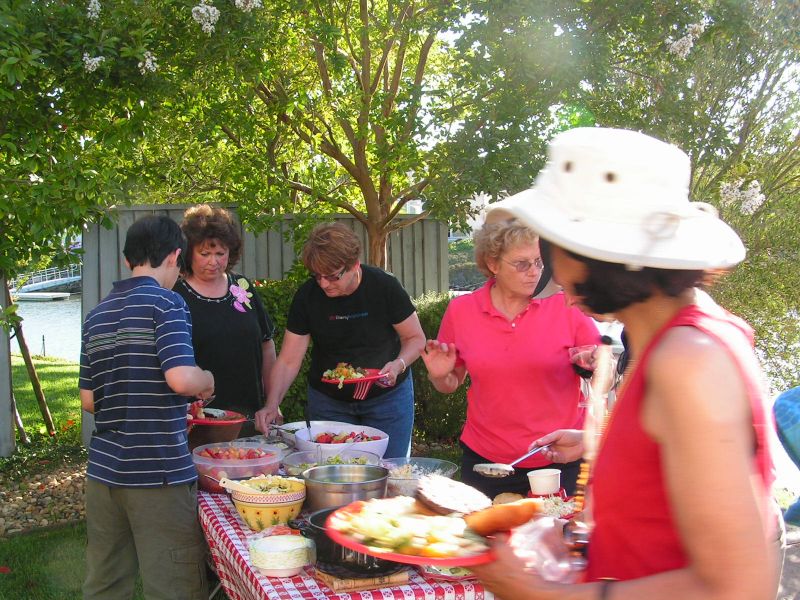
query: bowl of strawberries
192 440 286 493
294 422 389 459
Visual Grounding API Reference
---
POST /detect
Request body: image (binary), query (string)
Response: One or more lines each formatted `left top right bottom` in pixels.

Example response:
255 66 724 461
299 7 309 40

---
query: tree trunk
367 227 389 269
12 392 30 445
3 283 55 436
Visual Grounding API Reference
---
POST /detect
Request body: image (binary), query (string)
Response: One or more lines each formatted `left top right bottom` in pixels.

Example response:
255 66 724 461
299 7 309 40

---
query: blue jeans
306 372 414 459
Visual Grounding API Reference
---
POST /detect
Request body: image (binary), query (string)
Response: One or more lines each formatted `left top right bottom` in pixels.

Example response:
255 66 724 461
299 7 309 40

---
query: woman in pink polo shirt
421 218 600 499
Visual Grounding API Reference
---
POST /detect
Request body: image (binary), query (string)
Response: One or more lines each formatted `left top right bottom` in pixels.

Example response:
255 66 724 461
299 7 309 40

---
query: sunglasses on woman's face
503 257 545 273
313 266 347 282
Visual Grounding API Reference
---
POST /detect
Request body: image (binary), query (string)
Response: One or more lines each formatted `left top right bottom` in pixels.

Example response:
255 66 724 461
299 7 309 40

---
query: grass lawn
3 356 86 480
0 523 146 600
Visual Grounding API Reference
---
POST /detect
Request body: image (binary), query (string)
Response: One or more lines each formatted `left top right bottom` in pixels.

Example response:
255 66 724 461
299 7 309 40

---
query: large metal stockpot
301 464 389 513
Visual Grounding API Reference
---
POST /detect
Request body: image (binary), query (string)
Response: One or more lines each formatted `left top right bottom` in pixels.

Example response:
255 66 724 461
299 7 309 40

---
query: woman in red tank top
470 128 780 600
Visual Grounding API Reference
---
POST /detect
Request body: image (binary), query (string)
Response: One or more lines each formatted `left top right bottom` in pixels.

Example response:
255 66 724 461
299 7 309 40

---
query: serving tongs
473 445 550 478
207 476 256 495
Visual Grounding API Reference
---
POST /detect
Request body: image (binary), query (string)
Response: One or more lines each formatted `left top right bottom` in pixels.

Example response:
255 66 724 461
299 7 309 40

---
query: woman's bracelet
397 357 407 373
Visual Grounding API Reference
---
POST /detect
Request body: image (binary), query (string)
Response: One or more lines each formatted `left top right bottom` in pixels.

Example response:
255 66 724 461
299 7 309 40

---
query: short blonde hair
301 223 362 274
473 219 538 278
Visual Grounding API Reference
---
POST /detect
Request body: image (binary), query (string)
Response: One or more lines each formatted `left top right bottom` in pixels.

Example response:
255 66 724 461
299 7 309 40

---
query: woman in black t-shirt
253 223 425 458
174 205 276 435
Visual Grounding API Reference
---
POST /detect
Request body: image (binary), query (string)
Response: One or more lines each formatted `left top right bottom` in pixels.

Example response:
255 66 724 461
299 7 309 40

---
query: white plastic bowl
294 423 389 459
275 420 352 446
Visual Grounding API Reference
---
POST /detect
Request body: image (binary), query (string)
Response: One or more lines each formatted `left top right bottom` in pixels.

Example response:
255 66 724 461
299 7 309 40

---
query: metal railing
9 264 82 290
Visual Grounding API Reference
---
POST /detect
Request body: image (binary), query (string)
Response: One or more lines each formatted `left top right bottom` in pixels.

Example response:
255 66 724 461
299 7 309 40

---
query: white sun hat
485 127 745 270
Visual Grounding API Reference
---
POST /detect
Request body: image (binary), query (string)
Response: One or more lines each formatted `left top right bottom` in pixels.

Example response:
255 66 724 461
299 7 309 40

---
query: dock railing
9 264 82 291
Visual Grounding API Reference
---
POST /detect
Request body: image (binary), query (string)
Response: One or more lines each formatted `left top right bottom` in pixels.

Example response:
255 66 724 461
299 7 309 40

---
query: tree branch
400 31 436 143
286 179 367 224
384 178 430 224
386 209 430 233
219 124 243 148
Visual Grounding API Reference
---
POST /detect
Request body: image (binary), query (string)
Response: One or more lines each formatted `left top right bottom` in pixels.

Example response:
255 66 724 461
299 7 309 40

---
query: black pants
459 441 582 500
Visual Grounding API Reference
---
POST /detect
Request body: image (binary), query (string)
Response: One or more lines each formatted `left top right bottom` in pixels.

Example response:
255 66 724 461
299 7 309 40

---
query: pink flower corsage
230 278 253 312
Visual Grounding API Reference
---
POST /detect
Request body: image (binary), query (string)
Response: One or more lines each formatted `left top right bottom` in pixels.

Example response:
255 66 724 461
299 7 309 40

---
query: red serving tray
320 368 385 385
324 502 495 567
188 409 246 426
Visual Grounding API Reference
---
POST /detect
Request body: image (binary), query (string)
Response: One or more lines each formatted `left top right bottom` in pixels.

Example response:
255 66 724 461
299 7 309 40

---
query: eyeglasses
503 258 545 272
313 266 348 283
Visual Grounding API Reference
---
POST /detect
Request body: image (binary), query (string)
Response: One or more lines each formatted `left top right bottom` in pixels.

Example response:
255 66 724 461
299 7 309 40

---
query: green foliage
447 239 483 292
411 292 467 442
252 276 309 422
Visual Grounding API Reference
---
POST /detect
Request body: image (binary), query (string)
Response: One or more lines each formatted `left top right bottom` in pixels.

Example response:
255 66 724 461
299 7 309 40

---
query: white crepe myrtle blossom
668 22 706 59
138 51 158 75
192 1 220 34
668 34 694 59
86 0 101 21
720 179 766 216
234 0 262 13
82 53 105 73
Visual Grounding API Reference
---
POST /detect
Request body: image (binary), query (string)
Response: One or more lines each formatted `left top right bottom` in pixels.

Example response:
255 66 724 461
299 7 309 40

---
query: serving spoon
473 445 550 478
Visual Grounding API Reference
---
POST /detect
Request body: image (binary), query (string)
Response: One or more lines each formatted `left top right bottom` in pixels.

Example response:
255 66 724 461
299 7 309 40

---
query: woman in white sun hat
470 127 780 599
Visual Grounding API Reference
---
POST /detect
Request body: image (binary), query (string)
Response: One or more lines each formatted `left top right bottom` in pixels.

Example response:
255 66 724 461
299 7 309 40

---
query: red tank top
586 302 775 581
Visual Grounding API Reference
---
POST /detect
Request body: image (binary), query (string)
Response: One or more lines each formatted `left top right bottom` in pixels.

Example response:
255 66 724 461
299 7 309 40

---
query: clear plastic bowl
382 457 459 497
281 449 380 477
192 440 285 493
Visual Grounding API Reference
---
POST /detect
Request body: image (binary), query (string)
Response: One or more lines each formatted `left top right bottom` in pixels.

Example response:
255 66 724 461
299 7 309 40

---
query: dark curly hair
180 204 242 275
539 239 709 314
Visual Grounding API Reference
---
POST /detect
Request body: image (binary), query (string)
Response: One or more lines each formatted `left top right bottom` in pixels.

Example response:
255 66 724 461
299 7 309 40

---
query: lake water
6 293 800 494
10 294 82 363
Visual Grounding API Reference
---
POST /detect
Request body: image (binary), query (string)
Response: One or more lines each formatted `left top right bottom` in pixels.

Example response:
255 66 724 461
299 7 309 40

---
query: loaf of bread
464 498 541 536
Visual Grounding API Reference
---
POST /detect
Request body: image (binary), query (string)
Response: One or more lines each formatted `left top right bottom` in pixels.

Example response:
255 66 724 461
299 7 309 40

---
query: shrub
412 292 468 442
253 276 310 423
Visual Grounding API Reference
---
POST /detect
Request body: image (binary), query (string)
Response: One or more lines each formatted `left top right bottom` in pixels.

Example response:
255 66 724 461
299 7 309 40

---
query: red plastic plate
189 409 246 425
320 368 386 386
324 503 495 567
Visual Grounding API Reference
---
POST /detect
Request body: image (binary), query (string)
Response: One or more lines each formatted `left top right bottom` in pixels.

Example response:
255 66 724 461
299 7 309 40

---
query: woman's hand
532 429 584 464
378 359 404 386
468 534 552 600
254 403 280 434
420 339 457 379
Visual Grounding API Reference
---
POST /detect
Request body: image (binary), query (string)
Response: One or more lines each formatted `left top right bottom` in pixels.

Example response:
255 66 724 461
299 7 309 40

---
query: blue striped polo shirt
79 276 199 487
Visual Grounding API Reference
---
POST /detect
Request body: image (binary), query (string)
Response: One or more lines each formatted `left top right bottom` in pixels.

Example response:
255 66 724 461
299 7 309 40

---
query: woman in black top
174 205 275 434
253 223 425 458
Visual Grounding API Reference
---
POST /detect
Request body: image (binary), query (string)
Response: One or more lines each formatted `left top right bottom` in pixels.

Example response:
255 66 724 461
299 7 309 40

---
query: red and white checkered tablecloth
198 491 494 600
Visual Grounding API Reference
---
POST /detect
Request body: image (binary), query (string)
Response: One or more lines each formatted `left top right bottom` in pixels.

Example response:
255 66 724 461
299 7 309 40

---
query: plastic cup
528 468 561 496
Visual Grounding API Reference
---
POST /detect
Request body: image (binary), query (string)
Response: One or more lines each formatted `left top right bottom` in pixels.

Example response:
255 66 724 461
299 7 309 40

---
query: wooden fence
81 206 448 318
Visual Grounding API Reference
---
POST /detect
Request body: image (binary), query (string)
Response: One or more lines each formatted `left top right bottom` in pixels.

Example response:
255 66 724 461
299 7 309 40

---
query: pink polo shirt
437 281 600 468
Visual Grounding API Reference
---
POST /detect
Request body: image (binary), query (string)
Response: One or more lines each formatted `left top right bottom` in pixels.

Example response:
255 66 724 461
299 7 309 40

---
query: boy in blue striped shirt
80 215 215 599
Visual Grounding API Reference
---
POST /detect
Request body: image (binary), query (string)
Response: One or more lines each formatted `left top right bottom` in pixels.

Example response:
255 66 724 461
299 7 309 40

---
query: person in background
253 223 425 458
470 127 779 599
421 219 600 499
175 204 276 436
80 215 215 599
774 386 800 526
